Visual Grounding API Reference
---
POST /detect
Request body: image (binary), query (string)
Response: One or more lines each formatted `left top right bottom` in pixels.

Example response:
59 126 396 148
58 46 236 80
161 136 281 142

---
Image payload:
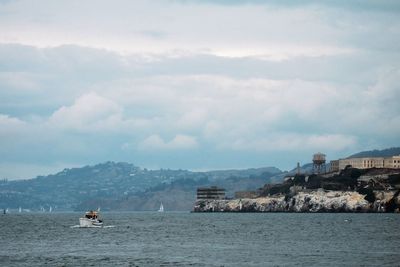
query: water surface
0 212 399 266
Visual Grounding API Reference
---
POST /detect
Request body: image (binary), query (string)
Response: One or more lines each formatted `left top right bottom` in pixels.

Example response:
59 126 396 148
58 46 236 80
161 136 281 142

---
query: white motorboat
79 210 103 228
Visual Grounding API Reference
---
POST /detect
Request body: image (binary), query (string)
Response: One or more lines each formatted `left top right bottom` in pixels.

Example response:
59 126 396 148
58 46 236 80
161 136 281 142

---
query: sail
158 202 164 212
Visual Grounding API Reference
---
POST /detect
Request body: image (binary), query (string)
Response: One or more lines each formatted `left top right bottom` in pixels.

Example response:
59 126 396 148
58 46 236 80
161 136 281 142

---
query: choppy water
0 212 399 266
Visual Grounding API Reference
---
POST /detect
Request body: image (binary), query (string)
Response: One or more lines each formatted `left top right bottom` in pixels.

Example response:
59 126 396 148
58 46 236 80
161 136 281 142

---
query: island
193 167 400 213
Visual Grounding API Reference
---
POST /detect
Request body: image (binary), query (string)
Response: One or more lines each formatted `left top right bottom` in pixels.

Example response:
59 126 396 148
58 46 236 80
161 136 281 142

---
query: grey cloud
176 0 400 13
139 30 168 39
0 0 399 178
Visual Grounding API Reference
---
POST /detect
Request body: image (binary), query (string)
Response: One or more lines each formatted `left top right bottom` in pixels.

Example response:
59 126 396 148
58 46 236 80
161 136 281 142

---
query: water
0 212 399 266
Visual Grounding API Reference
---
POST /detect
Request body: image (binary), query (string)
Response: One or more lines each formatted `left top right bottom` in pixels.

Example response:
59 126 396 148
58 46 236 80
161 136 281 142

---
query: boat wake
70 225 115 228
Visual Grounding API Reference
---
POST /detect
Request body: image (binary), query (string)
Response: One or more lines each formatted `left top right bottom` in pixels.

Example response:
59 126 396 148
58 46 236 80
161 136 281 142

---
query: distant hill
205 167 281 180
0 162 282 211
286 162 332 176
347 147 400 158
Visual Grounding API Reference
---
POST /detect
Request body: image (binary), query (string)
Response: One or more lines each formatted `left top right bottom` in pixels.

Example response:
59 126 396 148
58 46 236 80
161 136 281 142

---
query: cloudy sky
1 0 399 179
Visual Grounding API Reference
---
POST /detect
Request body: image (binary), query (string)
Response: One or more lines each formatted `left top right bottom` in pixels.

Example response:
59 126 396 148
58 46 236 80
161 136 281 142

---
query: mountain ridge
0 161 282 211
347 147 400 159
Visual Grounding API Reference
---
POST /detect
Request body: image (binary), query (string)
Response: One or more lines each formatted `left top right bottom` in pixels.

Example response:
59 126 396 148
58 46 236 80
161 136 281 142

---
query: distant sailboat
49 206 52 213
19 207 22 213
158 202 164 212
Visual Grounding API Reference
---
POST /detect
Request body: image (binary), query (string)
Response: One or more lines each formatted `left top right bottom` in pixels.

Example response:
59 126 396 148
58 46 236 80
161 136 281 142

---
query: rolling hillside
347 147 400 158
0 162 282 211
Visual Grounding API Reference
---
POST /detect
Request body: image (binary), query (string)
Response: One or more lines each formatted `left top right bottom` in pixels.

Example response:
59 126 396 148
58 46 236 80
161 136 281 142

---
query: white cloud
0 72 41 92
1 1 400 178
225 134 357 152
48 92 123 131
137 134 198 151
0 0 364 59
211 44 355 61
0 114 27 137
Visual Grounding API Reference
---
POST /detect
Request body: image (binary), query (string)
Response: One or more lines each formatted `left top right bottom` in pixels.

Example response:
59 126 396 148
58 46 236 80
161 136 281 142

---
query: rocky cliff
193 190 400 213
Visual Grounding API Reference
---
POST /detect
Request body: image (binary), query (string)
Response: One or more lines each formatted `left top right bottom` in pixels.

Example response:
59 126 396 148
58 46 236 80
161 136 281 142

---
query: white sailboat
19 207 22 213
49 206 52 212
158 202 164 212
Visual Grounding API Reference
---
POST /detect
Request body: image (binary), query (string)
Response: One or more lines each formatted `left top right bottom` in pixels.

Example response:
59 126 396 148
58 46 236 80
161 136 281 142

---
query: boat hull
79 218 103 228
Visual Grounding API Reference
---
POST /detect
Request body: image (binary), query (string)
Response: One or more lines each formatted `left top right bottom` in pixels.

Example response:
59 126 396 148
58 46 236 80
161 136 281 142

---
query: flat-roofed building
197 186 225 200
333 155 400 171
384 155 400 168
338 157 385 170
330 160 340 172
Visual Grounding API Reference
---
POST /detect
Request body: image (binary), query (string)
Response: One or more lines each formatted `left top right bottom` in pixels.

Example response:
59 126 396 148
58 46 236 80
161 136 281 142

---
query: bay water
0 212 399 266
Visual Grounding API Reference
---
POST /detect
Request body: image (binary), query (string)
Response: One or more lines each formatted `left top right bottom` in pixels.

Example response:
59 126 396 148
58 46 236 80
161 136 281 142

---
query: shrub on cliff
259 183 291 196
388 174 400 185
340 167 365 179
305 174 322 189
357 188 376 203
292 174 306 184
385 190 400 212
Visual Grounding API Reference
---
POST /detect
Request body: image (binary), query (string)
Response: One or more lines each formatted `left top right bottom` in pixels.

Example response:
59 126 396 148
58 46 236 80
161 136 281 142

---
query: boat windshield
85 211 98 219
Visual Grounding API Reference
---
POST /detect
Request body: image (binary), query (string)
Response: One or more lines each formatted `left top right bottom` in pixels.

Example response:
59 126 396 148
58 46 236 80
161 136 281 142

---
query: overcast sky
1 0 399 179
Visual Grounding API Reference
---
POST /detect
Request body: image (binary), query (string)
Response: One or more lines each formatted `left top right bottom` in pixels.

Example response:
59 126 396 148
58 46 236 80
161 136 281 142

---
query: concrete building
385 155 400 168
330 160 339 172
330 155 400 172
339 157 385 170
196 186 225 200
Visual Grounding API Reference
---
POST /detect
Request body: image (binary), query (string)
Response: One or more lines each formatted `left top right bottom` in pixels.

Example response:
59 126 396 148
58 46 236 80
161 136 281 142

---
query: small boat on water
79 210 103 228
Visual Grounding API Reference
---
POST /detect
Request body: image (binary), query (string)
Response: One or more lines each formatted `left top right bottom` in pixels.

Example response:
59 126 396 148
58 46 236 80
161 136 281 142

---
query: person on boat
85 211 95 219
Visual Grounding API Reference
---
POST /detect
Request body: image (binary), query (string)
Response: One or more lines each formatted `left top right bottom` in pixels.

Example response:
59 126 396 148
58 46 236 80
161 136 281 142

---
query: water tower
312 152 326 174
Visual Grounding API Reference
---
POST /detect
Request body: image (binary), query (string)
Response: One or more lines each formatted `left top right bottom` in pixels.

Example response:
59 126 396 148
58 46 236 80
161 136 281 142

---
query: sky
0 0 399 179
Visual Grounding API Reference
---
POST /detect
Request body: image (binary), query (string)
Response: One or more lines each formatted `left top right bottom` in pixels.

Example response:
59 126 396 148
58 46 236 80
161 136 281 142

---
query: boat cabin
85 211 99 220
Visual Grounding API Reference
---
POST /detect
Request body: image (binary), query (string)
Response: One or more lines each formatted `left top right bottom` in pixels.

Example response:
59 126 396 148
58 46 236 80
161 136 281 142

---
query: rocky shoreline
193 190 400 213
